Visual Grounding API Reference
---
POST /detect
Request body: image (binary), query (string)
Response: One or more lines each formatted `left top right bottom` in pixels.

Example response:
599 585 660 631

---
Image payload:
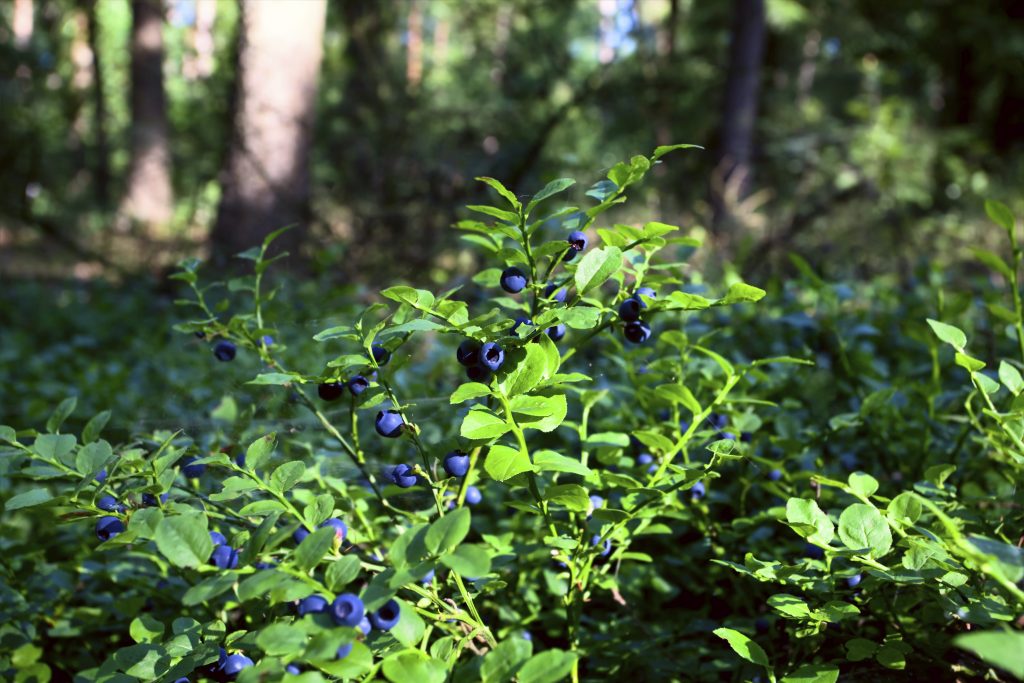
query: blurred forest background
1 0 1023 286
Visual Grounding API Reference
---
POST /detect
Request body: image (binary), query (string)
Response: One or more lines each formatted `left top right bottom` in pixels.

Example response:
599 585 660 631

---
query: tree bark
211 0 327 263
121 0 173 229
13 0 33 49
712 0 766 232
83 0 110 207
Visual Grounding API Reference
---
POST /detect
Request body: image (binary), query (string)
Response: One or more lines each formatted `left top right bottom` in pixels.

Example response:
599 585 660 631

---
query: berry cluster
618 286 655 344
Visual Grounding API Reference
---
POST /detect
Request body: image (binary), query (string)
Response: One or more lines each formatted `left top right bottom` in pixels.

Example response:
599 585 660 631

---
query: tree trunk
83 0 110 207
13 0 33 49
712 0 766 232
121 0 173 229
211 0 327 263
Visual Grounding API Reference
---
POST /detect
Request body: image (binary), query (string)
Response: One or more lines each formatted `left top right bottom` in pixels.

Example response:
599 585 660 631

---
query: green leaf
574 246 622 295
247 372 302 385
4 488 53 511
544 484 589 512
82 410 111 444
244 433 276 471
76 440 113 477
270 461 306 492
533 450 591 477
781 664 840 683
999 361 1024 395
425 507 471 555
768 593 813 619
155 514 213 568
652 143 703 160
953 631 1024 679
477 176 522 210
717 282 766 305
517 394 567 433
382 650 447 683
785 498 835 546
461 408 511 441
499 344 548 396
256 622 307 656
182 573 236 606
481 636 533 682
560 306 601 329
129 615 164 644
527 178 575 213
848 472 879 497
34 433 76 461
985 199 1016 233
972 248 1015 280
439 544 491 577
381 285 435 310
293 527 335 572
47 397 77 433
304 493 335 527
837 503 892 557
326 555 362 592
238 569 284 602
390 600 426 649
468 204 519 224
484 444 535 481
926 318 966 349
713 627 770 668
238 510 282 566
516 649 578 683
450 382 492 404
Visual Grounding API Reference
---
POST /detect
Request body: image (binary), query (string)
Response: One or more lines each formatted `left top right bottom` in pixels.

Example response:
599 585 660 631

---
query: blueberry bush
2 149 1023 682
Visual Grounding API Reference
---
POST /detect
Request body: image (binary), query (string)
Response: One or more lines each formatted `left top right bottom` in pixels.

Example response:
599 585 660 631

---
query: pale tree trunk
712 0 766 232
406 0 423 89
211 0 327 262
13 0 33 49
183 0 216 80
83 0 110 206
121 0 173 229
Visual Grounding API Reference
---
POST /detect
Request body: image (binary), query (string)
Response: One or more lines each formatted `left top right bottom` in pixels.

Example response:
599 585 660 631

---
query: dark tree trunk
712 0 766 232
83 0 110 208
210 0 327 264
121 0 173 229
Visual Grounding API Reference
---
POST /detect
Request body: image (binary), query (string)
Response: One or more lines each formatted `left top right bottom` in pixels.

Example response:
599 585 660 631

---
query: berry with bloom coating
97 495 125 513
636 453 653 466
375 410 405 438
180 456 205 479
500 267 528 293
210 531 227 546
421 568 436 584
141 492 168 507
213 341 236 362
221 653 254 678
297 594 328 616
285 665 301 675
544 283 567 303
293 527 311 544
847 573 862 588
591 534 612 556
388 463 418 488
623 321 651 344
707 413 728 430
466 365 491 382
336 643 353 659
371 344 390 366
369 599 401 630
330 593 365 627
318 382 344 401
567 231 587 252
210 545 239 570
465 485 482 505
478 342 505 371
358 616 372 635
443 451 470 477
321 518 347 542
547 324 566 342
457 340 481 366
95 469 107 484
96 516 125 541
690 481 706 499
635 286 656 300
348 375 370 396
768 469 783 482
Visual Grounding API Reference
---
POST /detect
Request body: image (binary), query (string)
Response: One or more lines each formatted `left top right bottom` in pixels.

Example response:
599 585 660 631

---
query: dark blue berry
297 594 328 616
261 335 274 346
500 267 528 293
318 382 344 401
358 616 372 635
210 531 228 545
97 495 125 513
443 451 470 477
690 481 706 499
371 344 391 366
457 340 481 366
478 342 505 371
465 485 482 505
95 469 107 484
235 453 246 467
330 593 365 627
623 321 651 344
213 341 236 362
96 516 124 541
567 231 587 251
210 545 239 570
285 664 301 675
547 324 566 341
618 298 644 322
707 413 728 430
221 653 254 678
368 598 401 630
375 410 405 438
142 493 168 507
636 453 653 466
293 527 311 544
511 317 533 335
591 534 612 556
321 517 347 542
388 463 418 488
348 375 370 396
562 248 577 262
180 456 205 479
768 469 783 482
336 642 353 659
544 283 567 303
635 286 656 299
847 573 862 588
421 568 436 584
466 365 491 382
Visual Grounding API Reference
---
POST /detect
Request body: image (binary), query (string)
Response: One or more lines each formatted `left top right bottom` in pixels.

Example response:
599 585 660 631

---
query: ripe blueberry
421 568 436 584
285 664 301 675
321 517 347 542
591 534 612 557
297 594 328 616
544 282 567 303
478 342 505 371
562 248 577 262
618 298 644 322
690 481 706 499
589 494 604 511
318 382 344 401
375 410 405 438
213 341 236 362
718 432 736 441
465 485 482 505
768 469 783 482
443 451 470 477
142 492 168 507
457 340 481 366
336 643 353 659
357 616 373 635
636 453 653 466
210 545 239 570
210 531 228 546
847 573 862 588
348 375 370 396
466 365 491 382
804 543 825 560
623 321 651 344
388 463 418 488
235 453 246 467
500 267 528 293
511 317 533 335
567 231 587 252
635 286 656 300
221 653 254 678
95 516 125 541
95 469 107 484
371 344 390 366
707 413 728 430
547 324 566 342
97 495 125 513
293 527 311 544
180 456 205 479
368 599 401 630
330 593 365 627
741 431 754 443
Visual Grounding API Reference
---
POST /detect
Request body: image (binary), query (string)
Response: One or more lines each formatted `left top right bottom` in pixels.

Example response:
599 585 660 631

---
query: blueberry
768 469 783 481
521 630 532 641
142 493 168 507
636 453 653 466
234 453 246 467
321 517 347 542
368 598 401 630
623 321 651 344
318 382 344 401
388 463 418 488
500 267 528 293
96 495 125 513
707 413 728 430
755 617 769 634
95 516 125 541
478 342 505 371
544 283 567 303
847 573 862 588
371 344 391 366
221 653 254 678
804 543 825 560
348 375 370 396
443 451 470 477
375 410 405 438
589 494 604 511
330 593 365 627
718 432 736 441
297 594 328 616
546 324 566 342
567 231 587 252
194 331 206 339
741 431 754 443
293 527 311 544
466 365 491 382
690 481 706 499
180 456 206 479
635 286 656 299
336 642 353 659
457 340 482 366
591 534 612 557
562 249 577 262
511 317 533 335
358 615 372 635
213 340 236 362
285 664 301 675
618 298 644 322
210 531 228 546
421 568 436 585
261 335 274 346
95 469 108 484
210 545 239 570
465 485 482 505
